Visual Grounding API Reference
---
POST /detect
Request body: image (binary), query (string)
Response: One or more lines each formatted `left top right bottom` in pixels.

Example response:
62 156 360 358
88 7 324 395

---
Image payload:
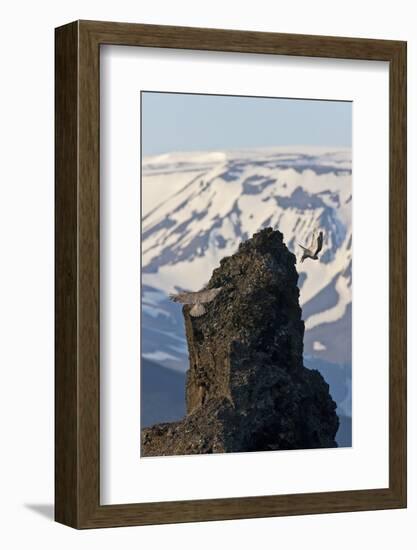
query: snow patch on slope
141 146 352 367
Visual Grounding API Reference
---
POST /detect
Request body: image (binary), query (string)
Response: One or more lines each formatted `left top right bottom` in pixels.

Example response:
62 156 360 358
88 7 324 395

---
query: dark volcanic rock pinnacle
142 228 339 456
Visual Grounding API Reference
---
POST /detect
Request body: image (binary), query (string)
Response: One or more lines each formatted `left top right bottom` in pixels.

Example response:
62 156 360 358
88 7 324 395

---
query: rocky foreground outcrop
141 228 339 456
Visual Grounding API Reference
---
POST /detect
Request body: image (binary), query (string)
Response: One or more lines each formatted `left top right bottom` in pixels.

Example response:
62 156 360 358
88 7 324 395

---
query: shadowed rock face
141 228 339 456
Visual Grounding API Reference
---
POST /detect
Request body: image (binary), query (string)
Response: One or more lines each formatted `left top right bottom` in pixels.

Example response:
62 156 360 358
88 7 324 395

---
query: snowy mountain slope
141 147 352 370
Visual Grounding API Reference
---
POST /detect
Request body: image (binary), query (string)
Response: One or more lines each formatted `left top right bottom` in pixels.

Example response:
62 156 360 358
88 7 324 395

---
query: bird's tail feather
190 303 206 317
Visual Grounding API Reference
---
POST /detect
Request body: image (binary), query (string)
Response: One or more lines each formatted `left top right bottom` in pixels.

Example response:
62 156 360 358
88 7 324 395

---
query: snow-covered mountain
141 147 352 380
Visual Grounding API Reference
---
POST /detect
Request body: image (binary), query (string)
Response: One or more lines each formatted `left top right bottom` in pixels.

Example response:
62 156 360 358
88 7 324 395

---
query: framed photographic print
55 20 407 528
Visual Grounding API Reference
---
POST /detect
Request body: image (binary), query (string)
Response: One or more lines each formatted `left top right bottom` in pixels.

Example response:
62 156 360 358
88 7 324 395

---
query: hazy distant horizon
142 143 352 160
141 91 352 156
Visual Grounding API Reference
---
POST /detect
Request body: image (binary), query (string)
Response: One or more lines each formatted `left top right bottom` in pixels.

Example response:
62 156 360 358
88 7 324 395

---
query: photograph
140 91 352 457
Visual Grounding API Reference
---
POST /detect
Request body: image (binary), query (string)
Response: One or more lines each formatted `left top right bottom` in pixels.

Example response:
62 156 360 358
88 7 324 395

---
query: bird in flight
169 287 223 317
299 230 324 263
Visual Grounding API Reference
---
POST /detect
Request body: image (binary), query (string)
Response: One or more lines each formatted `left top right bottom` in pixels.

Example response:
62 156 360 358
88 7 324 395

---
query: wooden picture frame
55 20 407 528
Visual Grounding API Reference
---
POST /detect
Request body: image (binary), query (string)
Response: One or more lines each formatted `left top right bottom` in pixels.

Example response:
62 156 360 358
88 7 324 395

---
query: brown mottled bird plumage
169 287 223 317
299 230 324 263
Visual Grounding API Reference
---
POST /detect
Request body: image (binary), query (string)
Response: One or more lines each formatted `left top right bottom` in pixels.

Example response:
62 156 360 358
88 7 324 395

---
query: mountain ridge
141 146 352 371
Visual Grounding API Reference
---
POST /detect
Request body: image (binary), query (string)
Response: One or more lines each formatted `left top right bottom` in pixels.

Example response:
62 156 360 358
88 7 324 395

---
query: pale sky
141 91 352 156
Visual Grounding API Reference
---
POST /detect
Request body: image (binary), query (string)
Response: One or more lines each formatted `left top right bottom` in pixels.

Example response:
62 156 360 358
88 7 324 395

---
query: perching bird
299 230 324 262
169 287 223 317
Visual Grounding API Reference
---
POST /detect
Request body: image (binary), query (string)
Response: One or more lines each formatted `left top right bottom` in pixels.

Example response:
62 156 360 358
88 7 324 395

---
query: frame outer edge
388 41 407 507
55 21 80 528
77 20 101 527
55 19 408 528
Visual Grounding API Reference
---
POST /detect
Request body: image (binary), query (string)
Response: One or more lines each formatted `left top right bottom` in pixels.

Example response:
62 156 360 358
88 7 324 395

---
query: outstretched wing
169 287 222 305
197 287 223 304
169 291 199 305
314 231 324 256
309 229 317 249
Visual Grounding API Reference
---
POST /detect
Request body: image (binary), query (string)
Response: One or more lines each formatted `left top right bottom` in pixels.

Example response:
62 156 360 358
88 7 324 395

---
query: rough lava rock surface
141 228 339 456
